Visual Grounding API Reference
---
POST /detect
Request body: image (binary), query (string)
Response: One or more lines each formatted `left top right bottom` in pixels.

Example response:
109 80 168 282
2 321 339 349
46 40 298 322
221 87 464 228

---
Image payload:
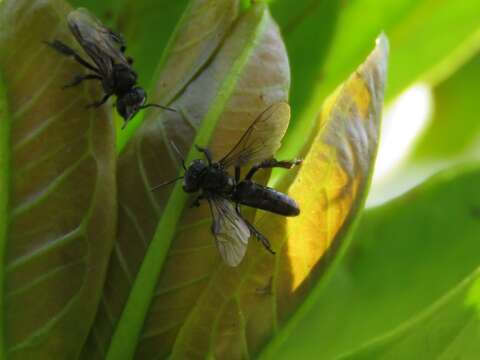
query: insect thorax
113 64 138 94
202 165 234 194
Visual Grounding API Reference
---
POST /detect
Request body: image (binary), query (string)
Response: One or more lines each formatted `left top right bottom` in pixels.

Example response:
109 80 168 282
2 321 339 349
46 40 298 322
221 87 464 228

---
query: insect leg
235 166 241 183
63 74 102 89
195 145 213 165
245 159 302 180
85 93 113 109
190 194 205 208
235 204 275 254
44 40 100 73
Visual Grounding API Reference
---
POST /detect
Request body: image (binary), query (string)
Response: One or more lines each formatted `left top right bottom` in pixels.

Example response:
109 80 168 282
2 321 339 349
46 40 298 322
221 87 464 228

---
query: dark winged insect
153 102 301 267
45 8 174 128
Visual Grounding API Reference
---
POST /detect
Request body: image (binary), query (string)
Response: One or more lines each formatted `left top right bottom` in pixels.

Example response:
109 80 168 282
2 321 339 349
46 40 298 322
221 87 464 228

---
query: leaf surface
0 0 116 358
278 165 480 359
341 266 480 360
259 34 388 358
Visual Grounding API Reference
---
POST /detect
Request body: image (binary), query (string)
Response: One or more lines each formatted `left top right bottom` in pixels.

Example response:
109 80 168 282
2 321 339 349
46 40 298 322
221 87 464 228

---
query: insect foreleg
85 92 113 109
44 40 100 73
190 194 205 208
235 204 275 254
245 159 302 180
63 74 102 89
195 145 213 165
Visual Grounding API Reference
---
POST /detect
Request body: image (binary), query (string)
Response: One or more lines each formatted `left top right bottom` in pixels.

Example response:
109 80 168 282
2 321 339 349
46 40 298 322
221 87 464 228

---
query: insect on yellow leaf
167 33 388 358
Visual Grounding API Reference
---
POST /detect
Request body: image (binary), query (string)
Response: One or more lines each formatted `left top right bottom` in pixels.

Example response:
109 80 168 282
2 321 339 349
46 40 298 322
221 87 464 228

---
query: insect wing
67 8 130 76
208 196 250 266
219 102 291 169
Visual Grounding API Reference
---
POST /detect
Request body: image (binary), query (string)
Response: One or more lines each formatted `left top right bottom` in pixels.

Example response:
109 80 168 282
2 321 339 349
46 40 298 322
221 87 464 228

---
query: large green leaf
0 0 116 358
273 0 480 161
341 266 480 359
80 0 387 358
278 165 480 359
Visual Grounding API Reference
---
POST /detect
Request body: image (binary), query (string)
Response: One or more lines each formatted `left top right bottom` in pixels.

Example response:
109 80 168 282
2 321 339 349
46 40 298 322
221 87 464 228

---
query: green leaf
411 54 480 161
278 165 480 359
273 0 480 161
114 0 190 90
341 266 480 359
0 0 116 358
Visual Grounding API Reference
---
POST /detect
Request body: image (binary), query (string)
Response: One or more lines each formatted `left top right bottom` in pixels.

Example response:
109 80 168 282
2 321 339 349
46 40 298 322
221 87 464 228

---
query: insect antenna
170 141 187 170
140 93 176 112
140 103 177 112
151 176 184 192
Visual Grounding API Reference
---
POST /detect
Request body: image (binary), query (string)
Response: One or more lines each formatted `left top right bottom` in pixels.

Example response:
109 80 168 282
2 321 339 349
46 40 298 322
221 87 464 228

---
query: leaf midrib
105 5 268 359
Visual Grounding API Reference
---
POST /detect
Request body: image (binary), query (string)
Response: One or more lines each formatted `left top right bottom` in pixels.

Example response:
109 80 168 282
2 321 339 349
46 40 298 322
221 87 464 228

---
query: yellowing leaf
276 34 388 297
260 37 388 356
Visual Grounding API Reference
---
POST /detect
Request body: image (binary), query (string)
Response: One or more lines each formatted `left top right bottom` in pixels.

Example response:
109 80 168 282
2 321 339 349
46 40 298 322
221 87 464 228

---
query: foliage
0 0 478 359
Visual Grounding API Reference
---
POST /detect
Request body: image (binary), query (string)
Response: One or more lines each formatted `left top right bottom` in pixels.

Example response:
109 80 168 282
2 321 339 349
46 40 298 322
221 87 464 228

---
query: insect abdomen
234 182 300 216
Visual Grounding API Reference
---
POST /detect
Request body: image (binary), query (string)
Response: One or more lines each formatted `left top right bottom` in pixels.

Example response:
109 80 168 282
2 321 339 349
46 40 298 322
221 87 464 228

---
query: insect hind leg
235 204 275 254
85 92 113 109
245 159 302 180
63 74 102 89
44 40 100 73
195 145 213 165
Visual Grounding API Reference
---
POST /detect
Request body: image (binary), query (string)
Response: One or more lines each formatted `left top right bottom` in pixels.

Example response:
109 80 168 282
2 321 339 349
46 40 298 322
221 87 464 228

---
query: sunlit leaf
0 0 116 358
279 165 480 359
258 33 388 358
341 266 480 359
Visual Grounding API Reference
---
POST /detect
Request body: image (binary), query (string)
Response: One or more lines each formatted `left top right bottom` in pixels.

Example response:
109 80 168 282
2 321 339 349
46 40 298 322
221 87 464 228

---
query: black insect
154 102 301 266
45 8 174 127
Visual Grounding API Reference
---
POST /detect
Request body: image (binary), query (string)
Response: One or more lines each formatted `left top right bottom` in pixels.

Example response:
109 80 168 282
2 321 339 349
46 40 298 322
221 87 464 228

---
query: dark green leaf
0 0 116 358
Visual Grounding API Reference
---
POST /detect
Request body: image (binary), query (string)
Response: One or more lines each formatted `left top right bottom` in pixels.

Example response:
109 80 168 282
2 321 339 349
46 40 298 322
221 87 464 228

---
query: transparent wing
67 8 130 76
208 196 250 267
219 102 291 169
